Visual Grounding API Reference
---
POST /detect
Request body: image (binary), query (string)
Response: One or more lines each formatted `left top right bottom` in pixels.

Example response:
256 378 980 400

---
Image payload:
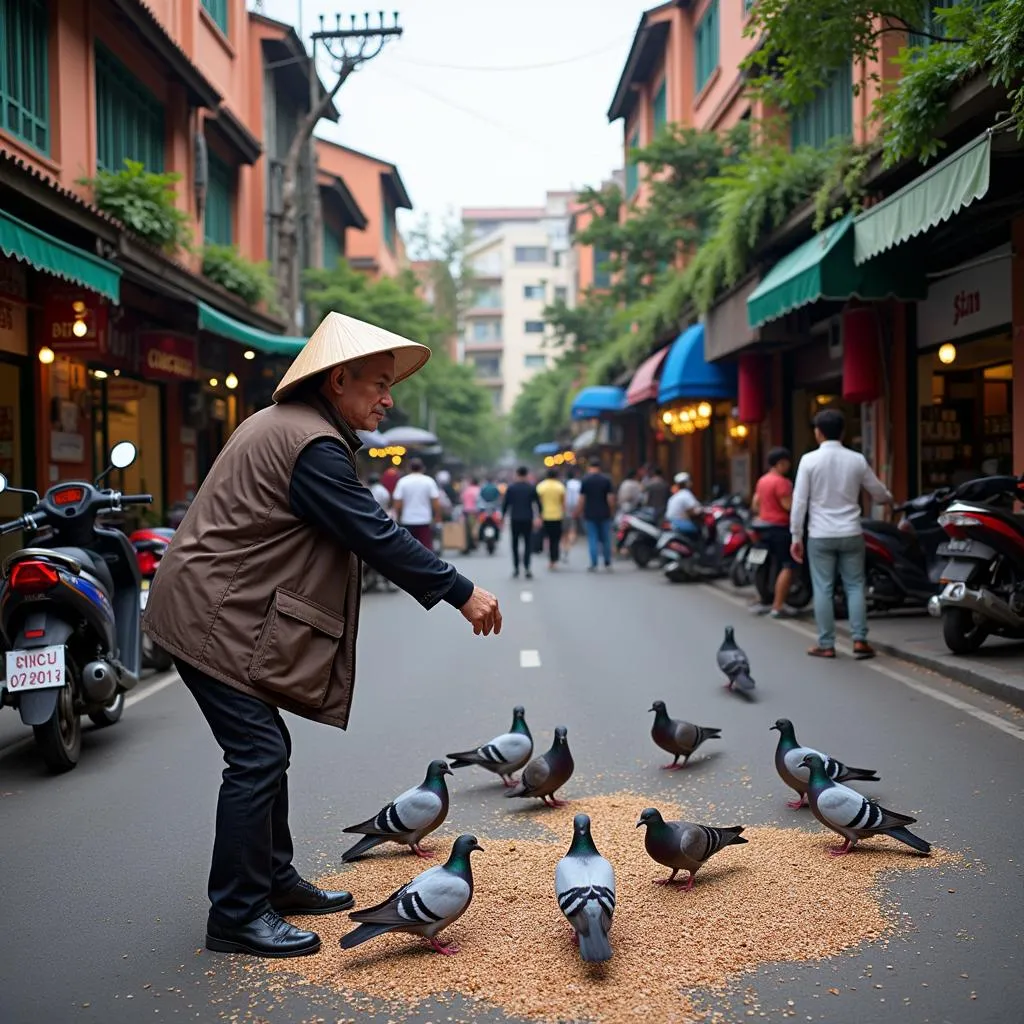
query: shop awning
570 385 626 421
197 300 306 355
0 210 121 302
746 214 925 329
625 346 670 405
657 323 736 404
533 441 562 455
853 131 991 266
572 428 598 452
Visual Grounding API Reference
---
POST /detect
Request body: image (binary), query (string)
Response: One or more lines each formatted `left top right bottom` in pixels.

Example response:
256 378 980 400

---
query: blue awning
533 441 561 455
570 385 626 421
657 323 736 405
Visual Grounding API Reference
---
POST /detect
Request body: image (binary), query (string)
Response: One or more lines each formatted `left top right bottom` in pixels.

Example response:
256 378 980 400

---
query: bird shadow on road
650 750 725 775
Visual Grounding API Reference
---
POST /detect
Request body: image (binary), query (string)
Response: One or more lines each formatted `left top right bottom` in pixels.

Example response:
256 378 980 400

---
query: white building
461 194 575 414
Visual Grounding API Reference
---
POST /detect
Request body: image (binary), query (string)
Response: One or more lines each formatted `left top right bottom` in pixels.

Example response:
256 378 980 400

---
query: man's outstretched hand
460 586 502 636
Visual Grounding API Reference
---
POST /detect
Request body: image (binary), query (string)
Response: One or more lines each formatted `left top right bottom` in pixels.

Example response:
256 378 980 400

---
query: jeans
585 518 612 567
510 519 533 573
807 535 868 647
176 660 301 925
543 519 563 564
669 518 699 536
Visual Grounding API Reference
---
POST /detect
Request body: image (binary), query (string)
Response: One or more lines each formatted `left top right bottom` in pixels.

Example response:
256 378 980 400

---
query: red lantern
738 354 768 424
842 307 882 404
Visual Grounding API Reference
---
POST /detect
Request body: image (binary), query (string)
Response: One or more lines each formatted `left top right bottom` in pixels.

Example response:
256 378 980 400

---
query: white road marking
702 584 1024 742
519 649 541 668
520 591 533 603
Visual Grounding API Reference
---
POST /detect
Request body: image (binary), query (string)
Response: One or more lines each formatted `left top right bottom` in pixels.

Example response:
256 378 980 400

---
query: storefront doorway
0 355 32 560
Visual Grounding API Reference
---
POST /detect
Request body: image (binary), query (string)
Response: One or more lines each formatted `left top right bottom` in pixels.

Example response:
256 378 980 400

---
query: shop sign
0 257 28 302
139 332 198 382
42 292 108 354
0 258 29 358
917 245 1012 345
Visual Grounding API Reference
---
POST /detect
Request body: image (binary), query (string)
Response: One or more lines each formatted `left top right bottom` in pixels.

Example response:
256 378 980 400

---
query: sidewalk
709 578 1024 711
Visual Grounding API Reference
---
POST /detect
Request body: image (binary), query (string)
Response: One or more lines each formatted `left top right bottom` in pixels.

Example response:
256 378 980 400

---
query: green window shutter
201 0 228 35
593 248 612 289
323 225 341 269
909 0 965 49
0 0 50 154
625 130 640 198
653 81 667 134
204 152 233 245
790 60 852 150
94 45 165 172
695 0 720 94
382 195 395 252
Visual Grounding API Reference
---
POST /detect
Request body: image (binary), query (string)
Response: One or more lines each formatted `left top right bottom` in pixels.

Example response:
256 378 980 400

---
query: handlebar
119 494 153 506
0 511 45 537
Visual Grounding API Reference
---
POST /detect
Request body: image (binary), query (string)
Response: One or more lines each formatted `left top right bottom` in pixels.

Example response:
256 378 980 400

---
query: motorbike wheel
730 550 753 589
941 608 989 655
486 539 496 555
33 676 81 772
632 544 654 569
88 691 125 728
787 572 813 609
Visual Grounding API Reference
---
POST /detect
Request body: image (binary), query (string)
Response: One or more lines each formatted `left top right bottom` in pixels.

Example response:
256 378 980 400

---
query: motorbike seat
862 519 905 540
53 546 115 595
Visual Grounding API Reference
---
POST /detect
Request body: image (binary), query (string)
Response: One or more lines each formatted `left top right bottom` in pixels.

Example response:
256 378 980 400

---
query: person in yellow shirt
535 469 568 569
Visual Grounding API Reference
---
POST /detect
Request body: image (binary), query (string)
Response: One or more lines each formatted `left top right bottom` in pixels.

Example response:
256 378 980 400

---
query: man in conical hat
143 312 501 959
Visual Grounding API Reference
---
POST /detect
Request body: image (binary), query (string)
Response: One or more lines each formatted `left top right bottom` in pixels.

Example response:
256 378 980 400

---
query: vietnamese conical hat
273 311 431 402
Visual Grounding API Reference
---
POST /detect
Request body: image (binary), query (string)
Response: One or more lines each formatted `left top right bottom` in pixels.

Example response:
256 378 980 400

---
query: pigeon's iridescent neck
511 716 531 738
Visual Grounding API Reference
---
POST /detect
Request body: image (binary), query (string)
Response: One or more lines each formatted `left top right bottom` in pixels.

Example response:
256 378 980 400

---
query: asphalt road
1 537 1022 1024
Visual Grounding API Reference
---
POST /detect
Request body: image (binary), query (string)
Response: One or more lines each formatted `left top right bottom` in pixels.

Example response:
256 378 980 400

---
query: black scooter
0 442 151 772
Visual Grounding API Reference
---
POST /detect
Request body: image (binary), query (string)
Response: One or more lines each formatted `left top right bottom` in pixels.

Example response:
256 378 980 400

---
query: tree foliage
404 211 475 339
507 355 581 457
202 245 279 311
303 261 501 463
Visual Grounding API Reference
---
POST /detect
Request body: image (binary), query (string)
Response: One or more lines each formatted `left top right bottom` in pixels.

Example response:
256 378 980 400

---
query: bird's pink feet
411 843 435 859
502 777 518 788
545 796 569 808
786 796 807 809
828 840 854 857
428 938 460 955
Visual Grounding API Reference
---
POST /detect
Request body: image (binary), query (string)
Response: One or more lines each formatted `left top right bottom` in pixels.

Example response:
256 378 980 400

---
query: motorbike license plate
746 547 769 567
940 560 976 583
945 539 972 553
4 645 67 692
140 587 149 609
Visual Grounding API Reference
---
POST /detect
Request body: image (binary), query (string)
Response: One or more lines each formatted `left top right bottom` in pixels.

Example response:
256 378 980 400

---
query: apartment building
461 194 575 413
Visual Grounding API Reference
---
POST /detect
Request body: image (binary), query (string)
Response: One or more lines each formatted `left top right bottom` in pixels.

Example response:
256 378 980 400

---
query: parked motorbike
129 525 176 671
0 442 150 772
744 521 813 609
618 506 662 568
477 505 502 556
927 474 1024 654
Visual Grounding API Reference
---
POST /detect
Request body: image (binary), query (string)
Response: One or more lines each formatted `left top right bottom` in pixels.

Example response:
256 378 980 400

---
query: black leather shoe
270 878 355 916
206 910 321 958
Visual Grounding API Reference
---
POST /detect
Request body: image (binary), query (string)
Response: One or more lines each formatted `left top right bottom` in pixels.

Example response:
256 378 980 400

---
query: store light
38 346 55 365
243 350 256 361
72 319 88 338
209 377 219 388
938 342 957 365
225 373 239 390
113 369 121 376
661 411 673 425
736 424 749 439
697 401 712 418
93 369 109 380
391 455 402 466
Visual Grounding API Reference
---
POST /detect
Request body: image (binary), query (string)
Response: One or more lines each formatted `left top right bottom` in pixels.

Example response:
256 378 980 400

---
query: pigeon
341 759 452 862
771 718 880 808
800 754 931 857
340 834 483 955
555 814 616 964
636 807 747 890
447 705 534 787
717 626 755 694
649 701 721 769
505 726 574 807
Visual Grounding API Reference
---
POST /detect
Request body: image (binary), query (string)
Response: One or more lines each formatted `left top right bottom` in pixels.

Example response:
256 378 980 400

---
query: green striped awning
197 301 306 355
0 210 121 302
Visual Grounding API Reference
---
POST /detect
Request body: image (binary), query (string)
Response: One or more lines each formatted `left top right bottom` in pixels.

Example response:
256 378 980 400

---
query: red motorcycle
477 505 502 556
129 526 176 671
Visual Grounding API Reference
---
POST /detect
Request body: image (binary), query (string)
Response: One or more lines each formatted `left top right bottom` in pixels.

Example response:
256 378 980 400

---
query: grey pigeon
649 701 721 769
341 759 452 861
340 834 483 956
800 754 931 857
555 814 616 963
447 705 533 786
717 626 755 694
771 718 879 808
636 807 747 890
505 726 574 807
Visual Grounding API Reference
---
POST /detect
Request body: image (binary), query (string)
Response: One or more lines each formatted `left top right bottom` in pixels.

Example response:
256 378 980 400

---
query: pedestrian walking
460 476 480 553
535 468 567 569
642 465 669 519
750 447 795 618
790 409 892 660
563 468 582 559
142 312 501 960
392 458 441 549
503 465 541 579
617 467 644 516
579 460 615 571
367 472 392 514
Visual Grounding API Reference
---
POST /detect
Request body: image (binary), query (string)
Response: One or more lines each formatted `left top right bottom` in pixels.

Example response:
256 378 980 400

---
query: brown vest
142 400 362 729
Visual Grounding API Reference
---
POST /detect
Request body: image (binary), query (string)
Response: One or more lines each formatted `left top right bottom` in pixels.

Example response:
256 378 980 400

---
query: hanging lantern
842 307 882 404
738 353 768 423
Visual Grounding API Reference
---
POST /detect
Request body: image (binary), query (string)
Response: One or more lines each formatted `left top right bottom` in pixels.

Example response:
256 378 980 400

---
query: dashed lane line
519 649 541 668
520 591 533 603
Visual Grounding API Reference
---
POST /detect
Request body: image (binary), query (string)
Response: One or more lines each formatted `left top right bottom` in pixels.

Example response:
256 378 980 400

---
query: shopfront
914 245 1013 489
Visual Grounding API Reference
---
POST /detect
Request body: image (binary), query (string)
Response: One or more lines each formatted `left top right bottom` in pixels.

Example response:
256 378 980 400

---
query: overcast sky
259 0 652 243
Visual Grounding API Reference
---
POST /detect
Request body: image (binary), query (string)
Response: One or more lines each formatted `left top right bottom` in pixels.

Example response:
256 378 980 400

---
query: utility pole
278 11 403 333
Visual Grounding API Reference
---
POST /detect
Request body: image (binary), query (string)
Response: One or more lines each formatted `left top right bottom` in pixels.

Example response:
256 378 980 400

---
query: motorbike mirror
0 473 6 494
110 441 138 470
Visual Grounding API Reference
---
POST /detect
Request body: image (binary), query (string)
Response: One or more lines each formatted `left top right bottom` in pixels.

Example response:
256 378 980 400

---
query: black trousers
176 659 301 925
510 519 533 572
543 519 563 564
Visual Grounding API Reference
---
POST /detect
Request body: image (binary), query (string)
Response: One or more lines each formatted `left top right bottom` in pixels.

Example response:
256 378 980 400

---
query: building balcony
464 339 504 352
475 375 504 388
464 306 503 318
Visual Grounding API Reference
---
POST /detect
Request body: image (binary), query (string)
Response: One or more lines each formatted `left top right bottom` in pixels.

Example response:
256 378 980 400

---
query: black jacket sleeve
289 439 474 611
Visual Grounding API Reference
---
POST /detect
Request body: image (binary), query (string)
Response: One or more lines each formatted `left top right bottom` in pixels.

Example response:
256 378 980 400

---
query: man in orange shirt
751 447 794 618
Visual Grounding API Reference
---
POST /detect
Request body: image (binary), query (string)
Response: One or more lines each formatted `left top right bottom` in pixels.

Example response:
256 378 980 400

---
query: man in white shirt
790 409 893 660
392 458 441 550
666 472 702 536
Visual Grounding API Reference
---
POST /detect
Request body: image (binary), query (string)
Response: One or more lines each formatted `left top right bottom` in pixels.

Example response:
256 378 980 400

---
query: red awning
625 346 670 405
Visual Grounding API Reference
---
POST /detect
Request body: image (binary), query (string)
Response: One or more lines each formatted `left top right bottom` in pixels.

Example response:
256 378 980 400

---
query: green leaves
202 245 279 310
79 160 191 253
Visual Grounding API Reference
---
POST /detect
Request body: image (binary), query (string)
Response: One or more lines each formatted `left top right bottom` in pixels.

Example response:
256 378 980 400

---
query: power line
389 36 630 73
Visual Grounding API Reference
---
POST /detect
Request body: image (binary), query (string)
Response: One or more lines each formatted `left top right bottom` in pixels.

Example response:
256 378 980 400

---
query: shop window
382 195 396 253
204 151 234 246
322 225 342 269
202 0 228 35
909 0 961 48
0 0 49 154
790 61 853 150
95 44 166 172
625 130 640 198
695 0 720 94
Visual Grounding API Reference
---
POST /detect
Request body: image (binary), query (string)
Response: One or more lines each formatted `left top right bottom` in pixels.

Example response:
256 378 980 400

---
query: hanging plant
202 245 280 310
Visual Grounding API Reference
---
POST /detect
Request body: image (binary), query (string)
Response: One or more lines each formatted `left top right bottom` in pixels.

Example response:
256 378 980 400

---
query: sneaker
587 565 597 573
604 564 613 572
525 570 533 580
769 608 796 619
512 571 520 579
748 603 771 616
